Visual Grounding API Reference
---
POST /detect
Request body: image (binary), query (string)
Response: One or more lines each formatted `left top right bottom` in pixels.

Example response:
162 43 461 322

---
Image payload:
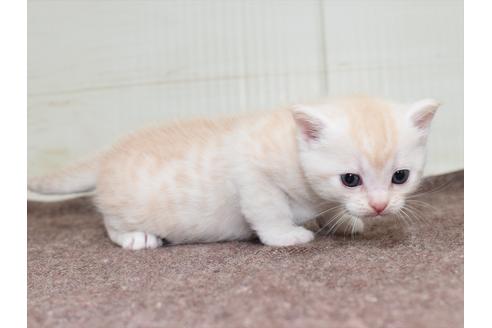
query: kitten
28 96 439 250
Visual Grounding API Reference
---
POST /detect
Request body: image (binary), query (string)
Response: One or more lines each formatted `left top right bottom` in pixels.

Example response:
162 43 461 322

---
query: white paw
260 227 314 247
109 230 163 250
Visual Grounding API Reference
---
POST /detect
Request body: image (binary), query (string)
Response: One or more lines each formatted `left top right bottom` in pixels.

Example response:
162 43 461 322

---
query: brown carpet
27 171 463 328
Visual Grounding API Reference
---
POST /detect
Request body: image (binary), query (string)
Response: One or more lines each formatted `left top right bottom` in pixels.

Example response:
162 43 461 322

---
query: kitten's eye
341 173 362 187
392 169 410 184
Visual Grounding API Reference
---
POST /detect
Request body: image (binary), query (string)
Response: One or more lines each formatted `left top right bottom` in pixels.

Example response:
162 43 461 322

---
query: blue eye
341 173 362 187
392 170 410 184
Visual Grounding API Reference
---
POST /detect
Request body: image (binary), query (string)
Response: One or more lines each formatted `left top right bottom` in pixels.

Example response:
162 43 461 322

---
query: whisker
327 213 349 236
397 208 413 227
314 204 344 218
407 179 453 200
315 209 346 235
400 207 424 227
350 216 357 240
393 212 407 228
404 204 431 225
318 211 344 236
402 207 421 225
405 199 438 212
395 211 407 227
400 207 414 224
343 216 352 239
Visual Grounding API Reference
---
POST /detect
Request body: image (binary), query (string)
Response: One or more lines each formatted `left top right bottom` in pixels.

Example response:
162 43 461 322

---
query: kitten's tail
28 156 100 195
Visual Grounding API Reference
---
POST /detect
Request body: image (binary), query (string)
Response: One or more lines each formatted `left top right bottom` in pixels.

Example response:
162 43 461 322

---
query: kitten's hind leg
106 227 163 250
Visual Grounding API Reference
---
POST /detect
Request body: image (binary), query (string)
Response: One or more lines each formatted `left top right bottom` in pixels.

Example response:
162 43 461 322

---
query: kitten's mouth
362 212 390 219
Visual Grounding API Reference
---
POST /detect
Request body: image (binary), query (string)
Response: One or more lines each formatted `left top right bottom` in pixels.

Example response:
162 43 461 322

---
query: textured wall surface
28 0 463 177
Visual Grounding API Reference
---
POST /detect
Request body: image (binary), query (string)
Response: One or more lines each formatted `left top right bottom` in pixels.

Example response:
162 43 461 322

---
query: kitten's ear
407 99 441 131
290 105 325 141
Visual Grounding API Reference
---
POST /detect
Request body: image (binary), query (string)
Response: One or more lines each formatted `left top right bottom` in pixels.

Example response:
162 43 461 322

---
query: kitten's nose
369 201 388 215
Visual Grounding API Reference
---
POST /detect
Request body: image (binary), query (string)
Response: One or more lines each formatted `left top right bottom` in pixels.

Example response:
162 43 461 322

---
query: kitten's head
292 97 440 218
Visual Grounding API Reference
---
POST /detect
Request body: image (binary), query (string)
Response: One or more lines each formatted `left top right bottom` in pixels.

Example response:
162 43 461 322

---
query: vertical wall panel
28 0 326 176
321 0 463 174
28 0 462 178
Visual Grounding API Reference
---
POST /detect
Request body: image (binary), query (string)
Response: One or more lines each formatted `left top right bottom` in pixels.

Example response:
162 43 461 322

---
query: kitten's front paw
260 226 314 247
108 230 163 250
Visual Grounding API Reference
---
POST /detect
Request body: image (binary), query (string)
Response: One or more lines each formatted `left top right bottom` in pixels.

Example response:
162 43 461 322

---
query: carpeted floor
27 171 463 328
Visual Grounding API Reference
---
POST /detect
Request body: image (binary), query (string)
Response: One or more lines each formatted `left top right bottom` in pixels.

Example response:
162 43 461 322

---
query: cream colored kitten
28 96 439 250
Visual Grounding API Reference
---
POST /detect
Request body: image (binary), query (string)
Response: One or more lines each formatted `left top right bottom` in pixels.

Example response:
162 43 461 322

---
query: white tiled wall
28 0 463 177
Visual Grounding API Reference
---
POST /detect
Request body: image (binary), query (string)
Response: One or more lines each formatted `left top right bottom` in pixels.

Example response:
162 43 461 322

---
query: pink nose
370 201 388 215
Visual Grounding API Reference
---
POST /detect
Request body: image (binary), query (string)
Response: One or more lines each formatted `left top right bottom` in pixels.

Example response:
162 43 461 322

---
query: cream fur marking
28 96 439 249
